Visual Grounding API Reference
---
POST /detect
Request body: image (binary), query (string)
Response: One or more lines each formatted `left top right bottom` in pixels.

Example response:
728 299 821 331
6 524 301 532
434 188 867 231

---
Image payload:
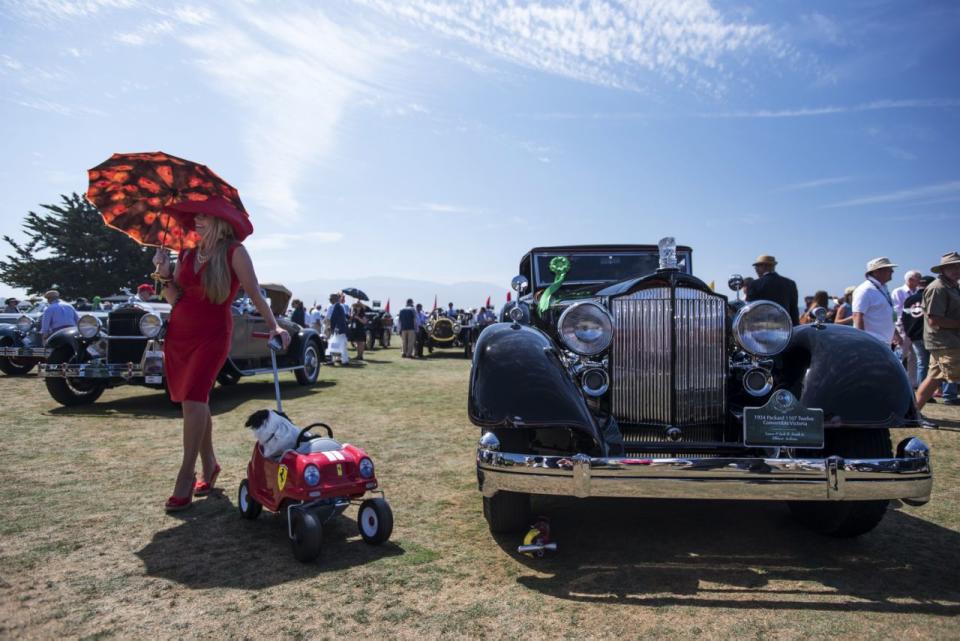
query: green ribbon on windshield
537 256 571 314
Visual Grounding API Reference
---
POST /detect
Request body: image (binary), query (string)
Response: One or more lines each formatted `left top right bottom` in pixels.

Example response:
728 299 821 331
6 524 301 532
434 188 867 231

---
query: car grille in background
432 318 455 340
107 311 147 365
611 286 726 430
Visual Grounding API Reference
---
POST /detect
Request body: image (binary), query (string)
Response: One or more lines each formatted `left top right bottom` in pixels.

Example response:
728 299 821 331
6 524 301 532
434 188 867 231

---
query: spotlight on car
77 314 101 339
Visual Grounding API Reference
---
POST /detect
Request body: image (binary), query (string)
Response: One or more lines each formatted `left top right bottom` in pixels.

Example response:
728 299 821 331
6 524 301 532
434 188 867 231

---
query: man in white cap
915 252 960 411
851 258 898 345
892 270 923 386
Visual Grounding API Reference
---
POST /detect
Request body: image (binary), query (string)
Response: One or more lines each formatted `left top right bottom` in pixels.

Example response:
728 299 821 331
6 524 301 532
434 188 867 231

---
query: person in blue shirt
446 302 457 319
325 292 350 365
40 290 78 341
398 298 419 358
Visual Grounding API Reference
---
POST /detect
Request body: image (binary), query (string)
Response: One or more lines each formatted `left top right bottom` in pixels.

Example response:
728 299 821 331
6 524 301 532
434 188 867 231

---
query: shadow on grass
136 493 404 588
46 379 332 419
417 351 470 361
500 498 960 615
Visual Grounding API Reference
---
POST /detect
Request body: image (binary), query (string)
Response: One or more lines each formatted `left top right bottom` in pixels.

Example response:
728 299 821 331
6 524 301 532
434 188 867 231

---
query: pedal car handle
303 422 334 438
252 331 283 352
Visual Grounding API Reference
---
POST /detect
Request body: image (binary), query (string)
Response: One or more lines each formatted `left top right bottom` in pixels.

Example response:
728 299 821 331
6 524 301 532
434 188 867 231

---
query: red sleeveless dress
165 243 241 403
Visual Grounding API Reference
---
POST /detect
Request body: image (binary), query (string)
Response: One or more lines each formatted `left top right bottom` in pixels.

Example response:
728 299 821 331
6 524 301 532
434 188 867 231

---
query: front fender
468 323 601 444
0 324 19 342
45 326 82 355
780 324 919 427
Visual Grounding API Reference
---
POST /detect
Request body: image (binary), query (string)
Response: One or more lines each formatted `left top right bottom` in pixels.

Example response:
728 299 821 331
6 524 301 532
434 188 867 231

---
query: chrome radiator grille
611 286 726 427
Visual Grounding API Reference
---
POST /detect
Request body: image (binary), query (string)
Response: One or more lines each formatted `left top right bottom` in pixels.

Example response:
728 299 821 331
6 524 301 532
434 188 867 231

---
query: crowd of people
743 252 960 416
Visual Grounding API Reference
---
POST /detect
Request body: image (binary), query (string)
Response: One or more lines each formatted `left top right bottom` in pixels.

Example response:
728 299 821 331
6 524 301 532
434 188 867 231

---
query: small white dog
244 409 300 459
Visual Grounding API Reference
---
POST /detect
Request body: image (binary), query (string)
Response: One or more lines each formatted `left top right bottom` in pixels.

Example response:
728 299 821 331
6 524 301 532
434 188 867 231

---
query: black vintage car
364 301 393 350
472 239 932 538
417 308 475 358
40 284 326 406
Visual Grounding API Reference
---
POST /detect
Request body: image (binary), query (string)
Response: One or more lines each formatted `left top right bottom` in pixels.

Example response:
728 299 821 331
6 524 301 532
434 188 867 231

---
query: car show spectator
326 292 350 365
416 303 427 327
833 287 855 325
915 253 960 410
902 276 935 390
398 298 418 358
306 302 324 333
852 257 898 346
745 254 800 325
137 283 155 303
446 302 457 319
799 290 831 325
290 298 306 326
4 297 20 312
893 270 922 387
91 296 103 311
40 290 78 341
349 300 368 361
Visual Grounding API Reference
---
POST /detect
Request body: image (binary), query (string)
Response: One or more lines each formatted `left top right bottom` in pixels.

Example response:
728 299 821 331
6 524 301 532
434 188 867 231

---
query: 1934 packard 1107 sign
40 284 325 406
472 239 932 538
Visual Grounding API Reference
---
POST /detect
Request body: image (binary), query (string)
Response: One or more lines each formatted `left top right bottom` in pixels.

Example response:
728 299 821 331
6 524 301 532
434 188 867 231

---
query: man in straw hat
746 254 799 325
39 289 78 342
915 252 960 411
852 257 898 345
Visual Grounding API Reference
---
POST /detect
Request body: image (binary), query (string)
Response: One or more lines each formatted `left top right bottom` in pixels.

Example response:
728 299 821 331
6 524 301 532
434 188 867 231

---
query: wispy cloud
114 20 174 46
823 181 960 208
178 6 399 224
245 231 344 252
701 98 960 119
358 0 783 92
777 176 853 192
12 97 105 116
392 202 484 214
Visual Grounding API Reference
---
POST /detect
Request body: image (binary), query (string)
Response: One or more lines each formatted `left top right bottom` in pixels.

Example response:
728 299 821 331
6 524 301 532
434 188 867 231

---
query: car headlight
557 301 613 356
16 315 33 333
304 464 320 486
359 457 374 479
733 300 792 356
453 323 461 333
77 314 101 339
426 322 434 332
139 313 162 338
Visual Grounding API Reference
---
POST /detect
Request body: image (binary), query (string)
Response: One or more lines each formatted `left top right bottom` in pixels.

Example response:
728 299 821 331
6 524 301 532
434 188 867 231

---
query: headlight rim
139 312 162 338
77 314 101 339
304 463 321 486
732 300 792 356
16 315 33 333
359 457 374 479
557 300 614 356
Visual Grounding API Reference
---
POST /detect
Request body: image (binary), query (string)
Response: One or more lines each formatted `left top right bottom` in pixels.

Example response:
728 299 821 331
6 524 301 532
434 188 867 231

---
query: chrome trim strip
0 347 49 357
477 444 932 502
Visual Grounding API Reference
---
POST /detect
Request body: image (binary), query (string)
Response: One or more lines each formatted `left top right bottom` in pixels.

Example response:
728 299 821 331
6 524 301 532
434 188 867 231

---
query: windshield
532 251 690 288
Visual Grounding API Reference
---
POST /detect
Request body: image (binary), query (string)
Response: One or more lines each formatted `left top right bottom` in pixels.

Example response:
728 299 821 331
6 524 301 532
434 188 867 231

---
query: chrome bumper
476 436 932 504
0 347 49 358
40 362 160 381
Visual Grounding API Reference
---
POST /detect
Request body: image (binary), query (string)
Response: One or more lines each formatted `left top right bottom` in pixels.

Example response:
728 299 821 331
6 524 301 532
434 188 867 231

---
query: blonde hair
199 217 235 304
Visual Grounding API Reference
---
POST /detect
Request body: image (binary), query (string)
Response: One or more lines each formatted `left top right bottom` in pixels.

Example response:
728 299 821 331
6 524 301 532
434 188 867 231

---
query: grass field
1 345 958 640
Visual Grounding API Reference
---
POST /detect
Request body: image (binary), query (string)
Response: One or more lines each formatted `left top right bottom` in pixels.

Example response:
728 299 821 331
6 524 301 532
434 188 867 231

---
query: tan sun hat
931 251 960 274
752 254 777 266
844 286 855 296
865 257 897 274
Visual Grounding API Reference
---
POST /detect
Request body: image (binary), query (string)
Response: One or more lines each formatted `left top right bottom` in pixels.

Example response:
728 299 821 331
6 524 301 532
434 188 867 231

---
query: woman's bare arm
231 244 291 347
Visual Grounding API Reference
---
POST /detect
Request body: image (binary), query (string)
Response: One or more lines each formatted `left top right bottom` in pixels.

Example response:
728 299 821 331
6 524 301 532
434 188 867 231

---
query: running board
238 365 304 376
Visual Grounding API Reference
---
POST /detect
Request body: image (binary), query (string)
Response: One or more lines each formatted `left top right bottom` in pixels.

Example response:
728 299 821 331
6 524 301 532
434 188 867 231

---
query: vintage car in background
0 314 47 375
417 308 475 358
473 239 932 538
364 301 393 350
40 284 325 406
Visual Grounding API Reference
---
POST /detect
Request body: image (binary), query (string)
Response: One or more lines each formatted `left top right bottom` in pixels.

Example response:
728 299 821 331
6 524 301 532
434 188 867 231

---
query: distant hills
284 276 509 311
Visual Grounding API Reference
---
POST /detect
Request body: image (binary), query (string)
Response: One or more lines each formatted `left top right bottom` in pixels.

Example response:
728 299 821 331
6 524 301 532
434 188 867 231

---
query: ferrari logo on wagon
277 464 288 491
336 463 343 477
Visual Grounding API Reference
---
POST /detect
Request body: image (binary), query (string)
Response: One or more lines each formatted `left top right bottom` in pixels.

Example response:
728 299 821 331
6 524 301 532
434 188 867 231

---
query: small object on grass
518 516 557 557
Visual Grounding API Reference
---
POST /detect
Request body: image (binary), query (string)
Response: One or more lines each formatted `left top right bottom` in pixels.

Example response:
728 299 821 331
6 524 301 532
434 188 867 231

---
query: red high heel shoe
164 494 193 512
194 464 221 497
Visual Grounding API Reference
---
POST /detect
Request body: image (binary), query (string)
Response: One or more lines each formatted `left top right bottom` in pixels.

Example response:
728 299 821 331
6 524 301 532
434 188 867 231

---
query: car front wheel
295 340 321 385
357 498 394 544
0 355 35 376
483 491 531 534
44 347 105 406
788 428 893 537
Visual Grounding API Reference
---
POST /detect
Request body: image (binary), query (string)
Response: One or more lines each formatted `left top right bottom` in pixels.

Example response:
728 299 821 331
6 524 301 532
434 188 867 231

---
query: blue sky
1 0 958 302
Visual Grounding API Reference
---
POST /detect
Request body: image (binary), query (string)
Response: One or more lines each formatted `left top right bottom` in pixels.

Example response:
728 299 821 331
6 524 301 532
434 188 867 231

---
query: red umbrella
86 151 251 251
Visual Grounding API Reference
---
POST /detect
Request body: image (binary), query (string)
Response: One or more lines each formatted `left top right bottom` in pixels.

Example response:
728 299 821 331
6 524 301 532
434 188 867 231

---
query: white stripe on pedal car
332 450 346 461
322 451 338 462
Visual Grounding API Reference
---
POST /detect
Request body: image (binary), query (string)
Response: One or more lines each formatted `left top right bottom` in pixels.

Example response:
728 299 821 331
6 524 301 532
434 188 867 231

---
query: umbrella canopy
86 151 250 251
342 287 368 301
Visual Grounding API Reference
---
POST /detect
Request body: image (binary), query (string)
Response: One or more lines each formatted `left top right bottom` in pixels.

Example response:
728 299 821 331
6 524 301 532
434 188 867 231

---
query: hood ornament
658 236 678 271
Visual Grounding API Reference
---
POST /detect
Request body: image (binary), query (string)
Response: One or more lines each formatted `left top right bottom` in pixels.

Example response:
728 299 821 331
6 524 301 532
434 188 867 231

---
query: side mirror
728 274 744 293
511 275 530 294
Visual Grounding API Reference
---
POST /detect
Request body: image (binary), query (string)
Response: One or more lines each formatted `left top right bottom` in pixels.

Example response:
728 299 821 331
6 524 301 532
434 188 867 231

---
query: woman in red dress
153 213 290 511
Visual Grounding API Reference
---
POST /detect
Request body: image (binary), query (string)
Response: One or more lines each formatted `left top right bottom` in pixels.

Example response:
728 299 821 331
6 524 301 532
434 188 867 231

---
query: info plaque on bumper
744 389 824 449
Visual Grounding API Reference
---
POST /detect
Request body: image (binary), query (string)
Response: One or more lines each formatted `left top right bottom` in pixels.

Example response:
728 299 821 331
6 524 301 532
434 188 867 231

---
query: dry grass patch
0 346 958 640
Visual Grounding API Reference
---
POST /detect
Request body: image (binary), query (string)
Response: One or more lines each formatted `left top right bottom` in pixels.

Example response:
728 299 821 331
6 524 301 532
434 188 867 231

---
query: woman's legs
172 400 210 498
199 410 217 480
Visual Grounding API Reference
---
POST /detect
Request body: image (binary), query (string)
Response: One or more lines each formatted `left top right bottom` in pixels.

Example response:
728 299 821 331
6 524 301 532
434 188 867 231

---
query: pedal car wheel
290 509 323 562
357 498 393 545
237 479 262 520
